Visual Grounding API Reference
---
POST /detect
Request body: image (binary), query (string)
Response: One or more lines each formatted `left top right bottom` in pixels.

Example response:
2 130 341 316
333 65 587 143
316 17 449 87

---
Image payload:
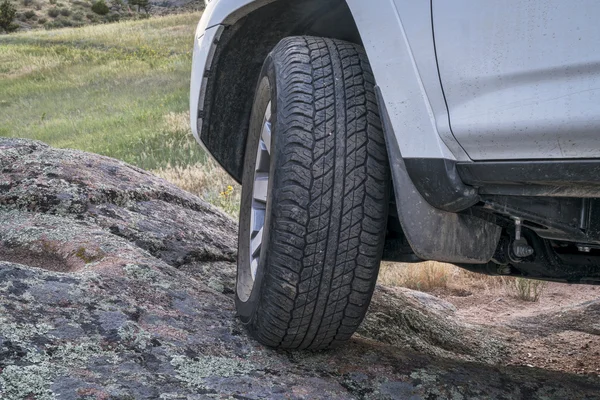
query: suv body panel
433 0 600 160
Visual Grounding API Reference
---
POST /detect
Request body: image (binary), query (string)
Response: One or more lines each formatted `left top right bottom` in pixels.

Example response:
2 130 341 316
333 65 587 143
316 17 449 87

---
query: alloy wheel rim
249 101 271 281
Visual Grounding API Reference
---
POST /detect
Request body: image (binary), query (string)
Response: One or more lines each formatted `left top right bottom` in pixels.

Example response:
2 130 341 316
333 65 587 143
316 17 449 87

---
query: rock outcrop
1 138 599 399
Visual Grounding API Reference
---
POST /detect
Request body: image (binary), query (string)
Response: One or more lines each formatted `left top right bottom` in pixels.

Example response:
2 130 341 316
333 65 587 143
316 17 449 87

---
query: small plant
71 10 83 20
506 277 548 302
24 9 35 18
47 7 59 17
0 0 18 32
37 16 45 23
22 0 31 5
49 0 56 4
90 0 108 15
379 261 451 292
59 7 70 15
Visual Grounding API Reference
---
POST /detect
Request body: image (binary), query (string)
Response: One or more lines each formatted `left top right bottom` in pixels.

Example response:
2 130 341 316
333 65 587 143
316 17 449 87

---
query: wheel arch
197 0 361 182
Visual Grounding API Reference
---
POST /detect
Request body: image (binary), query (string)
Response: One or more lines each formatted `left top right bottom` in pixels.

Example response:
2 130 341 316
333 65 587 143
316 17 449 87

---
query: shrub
47 7 59 17
104 10 119 22
379 261 452 292
44 16 77 28
59 7 70 15
22 0 31 5
0 0 18 33
505 277 548 302
37 16 45 23
90 0 108 15
24 9 35 18
72 10 83 20
49 0 56 4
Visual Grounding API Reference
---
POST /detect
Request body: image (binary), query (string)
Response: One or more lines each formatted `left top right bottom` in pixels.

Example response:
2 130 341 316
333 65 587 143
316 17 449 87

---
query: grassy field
0 13 241 214
1 13 202 169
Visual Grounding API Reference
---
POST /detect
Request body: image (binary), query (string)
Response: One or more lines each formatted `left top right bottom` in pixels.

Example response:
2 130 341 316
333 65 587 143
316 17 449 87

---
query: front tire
236 36 391 350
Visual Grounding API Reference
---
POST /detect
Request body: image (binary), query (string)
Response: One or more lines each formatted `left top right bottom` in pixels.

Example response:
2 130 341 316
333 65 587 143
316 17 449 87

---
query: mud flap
376 87 501 263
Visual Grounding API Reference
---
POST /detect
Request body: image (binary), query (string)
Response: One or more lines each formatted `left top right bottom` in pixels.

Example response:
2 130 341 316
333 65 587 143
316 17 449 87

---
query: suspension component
511 218 534 259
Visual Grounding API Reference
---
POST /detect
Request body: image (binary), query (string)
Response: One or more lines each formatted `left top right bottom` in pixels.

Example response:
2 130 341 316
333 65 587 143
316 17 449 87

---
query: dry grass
153 161 240 219
378 261 548 301
378 261 453 292
151 111 241 218
378 261 505 292
506 277 548 302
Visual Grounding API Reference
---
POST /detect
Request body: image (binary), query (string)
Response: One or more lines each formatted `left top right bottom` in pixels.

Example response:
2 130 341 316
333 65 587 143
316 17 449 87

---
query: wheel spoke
251 227 263 258
253 175 269 203
256 145 270 172
261 121 272 154
251 208 265 232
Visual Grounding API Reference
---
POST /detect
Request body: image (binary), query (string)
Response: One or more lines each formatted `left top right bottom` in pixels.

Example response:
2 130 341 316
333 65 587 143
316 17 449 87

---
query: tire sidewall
235 53 279 323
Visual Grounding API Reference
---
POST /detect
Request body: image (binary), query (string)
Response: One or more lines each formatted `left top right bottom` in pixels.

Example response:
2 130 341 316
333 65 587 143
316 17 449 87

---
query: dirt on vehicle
0 138 599 399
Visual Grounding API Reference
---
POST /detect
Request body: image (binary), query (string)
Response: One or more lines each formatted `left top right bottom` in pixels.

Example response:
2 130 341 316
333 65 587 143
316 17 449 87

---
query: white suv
190 0 600 349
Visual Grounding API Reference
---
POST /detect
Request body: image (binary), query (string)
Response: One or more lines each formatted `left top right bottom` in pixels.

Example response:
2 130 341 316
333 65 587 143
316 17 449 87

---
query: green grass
0 13 208 171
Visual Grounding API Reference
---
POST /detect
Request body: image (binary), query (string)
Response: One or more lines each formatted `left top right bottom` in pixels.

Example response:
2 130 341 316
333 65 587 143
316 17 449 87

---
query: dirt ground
437 282 600 377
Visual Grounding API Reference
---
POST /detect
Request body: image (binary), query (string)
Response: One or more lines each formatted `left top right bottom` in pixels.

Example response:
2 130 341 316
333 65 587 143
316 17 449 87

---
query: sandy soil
437 283 600 377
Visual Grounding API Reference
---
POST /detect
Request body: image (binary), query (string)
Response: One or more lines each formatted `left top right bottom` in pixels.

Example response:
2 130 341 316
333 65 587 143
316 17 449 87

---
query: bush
379 261 452 292
506 277 548 302
90 0 108 15
44 15 79 28
104 10 119 22
22 0 31 5
0 0 18 33
49 0 56 4
59 7 70 15
24 9 35 18
72 10 83 20
47 7 59 17
37 16 45 23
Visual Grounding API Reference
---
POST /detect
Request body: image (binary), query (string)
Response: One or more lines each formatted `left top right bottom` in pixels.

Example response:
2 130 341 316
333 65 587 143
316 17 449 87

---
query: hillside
3 0 203 31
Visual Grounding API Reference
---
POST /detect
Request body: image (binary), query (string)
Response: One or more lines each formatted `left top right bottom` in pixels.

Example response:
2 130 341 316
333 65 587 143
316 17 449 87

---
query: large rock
1 138 599 399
